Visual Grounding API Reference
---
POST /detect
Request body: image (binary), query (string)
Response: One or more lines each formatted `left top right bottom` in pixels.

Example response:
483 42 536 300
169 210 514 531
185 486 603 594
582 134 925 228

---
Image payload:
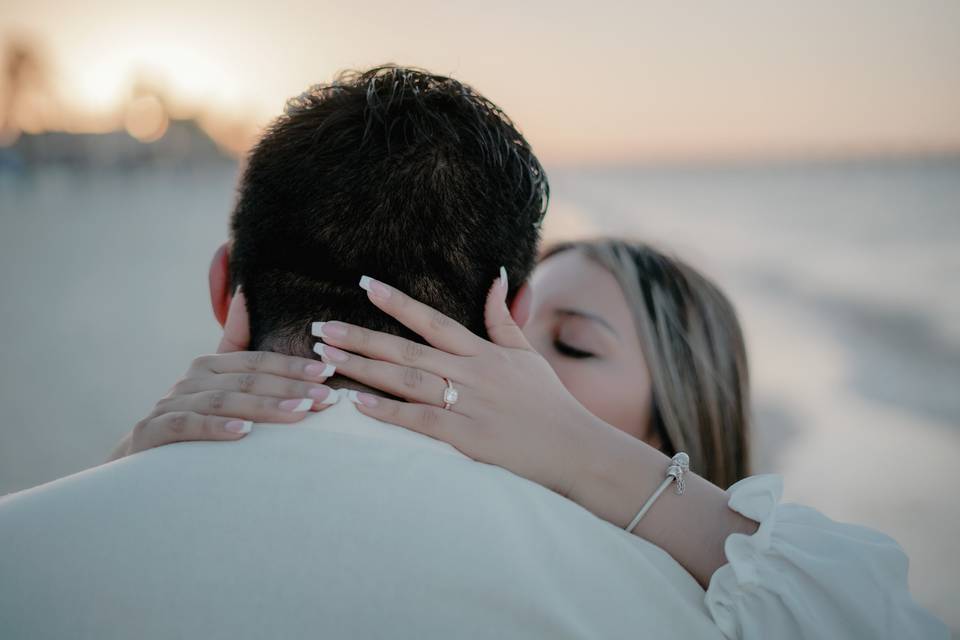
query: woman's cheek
535 333 653 439
541 351 645 438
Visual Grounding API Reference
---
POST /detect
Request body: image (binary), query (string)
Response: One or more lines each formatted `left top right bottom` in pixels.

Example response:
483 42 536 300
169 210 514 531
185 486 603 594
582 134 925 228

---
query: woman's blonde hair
542 239 750 488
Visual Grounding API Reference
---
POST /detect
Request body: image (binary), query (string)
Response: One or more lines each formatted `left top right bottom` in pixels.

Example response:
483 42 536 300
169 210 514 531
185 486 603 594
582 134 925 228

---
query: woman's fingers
353 395 471 450
483 269 534 351
122 381 340 457
154 389 337 424
312 320 456 379
359 275 486 356
190 351 336 382
172 372 337 401
131 411 255 452
314 344 454 409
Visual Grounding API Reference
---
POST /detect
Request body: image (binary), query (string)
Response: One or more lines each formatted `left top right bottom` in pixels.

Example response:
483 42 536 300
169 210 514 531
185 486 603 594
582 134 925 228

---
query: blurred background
1 0 958 633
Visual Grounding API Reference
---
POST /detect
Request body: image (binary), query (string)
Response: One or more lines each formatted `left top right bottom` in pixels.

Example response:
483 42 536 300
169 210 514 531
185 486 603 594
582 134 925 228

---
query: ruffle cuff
703 474 948 640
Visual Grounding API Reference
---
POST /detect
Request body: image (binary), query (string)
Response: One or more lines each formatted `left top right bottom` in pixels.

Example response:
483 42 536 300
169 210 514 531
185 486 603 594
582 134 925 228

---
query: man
0 66 722 638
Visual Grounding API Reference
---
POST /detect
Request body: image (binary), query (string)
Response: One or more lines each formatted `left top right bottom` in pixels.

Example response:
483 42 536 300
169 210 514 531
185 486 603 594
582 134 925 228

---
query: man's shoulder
0 408 488 526
0 407 717 639
0 426 303 522
0 397 465 515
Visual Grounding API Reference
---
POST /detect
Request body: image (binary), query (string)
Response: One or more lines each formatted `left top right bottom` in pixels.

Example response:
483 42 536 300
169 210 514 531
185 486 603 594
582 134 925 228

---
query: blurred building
1 119 233 170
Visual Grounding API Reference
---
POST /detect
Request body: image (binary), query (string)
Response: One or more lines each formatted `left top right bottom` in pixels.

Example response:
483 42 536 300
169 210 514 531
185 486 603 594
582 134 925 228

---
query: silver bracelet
625 452 690 533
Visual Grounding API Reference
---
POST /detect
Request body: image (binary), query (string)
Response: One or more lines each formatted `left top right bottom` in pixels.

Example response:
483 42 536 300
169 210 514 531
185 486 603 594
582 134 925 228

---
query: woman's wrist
567 415 758 588
567 416 672 528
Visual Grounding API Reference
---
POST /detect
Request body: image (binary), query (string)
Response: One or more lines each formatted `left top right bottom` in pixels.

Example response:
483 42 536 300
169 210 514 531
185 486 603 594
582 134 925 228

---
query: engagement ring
442 378 459 410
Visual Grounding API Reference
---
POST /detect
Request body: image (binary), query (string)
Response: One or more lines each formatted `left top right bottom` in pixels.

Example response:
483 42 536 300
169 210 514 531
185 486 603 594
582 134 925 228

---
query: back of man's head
229 65 548 355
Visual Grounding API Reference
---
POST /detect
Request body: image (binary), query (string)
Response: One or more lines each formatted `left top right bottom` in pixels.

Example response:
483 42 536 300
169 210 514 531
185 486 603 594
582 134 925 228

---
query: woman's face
522 250 657 444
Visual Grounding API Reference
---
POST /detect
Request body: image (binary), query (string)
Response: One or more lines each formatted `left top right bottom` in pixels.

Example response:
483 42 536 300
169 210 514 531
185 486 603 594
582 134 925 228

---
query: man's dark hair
229 65 548 355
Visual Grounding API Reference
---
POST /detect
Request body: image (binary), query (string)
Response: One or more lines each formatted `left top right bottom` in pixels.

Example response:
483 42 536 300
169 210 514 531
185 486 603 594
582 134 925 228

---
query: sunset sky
3 0 959 163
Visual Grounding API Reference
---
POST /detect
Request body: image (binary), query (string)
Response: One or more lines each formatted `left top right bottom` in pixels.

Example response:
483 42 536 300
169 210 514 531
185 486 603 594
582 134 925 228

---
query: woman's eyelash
554 340 594 359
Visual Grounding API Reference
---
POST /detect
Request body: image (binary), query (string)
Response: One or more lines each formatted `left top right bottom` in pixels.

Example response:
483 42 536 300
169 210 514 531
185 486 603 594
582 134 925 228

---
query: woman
110 239 947 639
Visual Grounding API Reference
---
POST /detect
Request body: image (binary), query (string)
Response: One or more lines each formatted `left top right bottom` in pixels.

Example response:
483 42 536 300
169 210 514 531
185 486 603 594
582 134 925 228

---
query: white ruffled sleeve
704 474 949 640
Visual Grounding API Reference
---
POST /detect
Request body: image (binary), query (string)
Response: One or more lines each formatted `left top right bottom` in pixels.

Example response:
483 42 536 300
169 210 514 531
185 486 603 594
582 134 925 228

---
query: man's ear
509 280 534 329
209 242 231 328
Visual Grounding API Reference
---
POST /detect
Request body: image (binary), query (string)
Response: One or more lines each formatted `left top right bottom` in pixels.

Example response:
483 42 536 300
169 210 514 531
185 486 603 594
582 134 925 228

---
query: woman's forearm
567 416 758 588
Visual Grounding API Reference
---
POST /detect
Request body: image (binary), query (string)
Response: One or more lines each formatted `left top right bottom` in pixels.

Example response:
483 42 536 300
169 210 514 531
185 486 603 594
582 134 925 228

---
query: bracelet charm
625 452 690 533
667 452 690 495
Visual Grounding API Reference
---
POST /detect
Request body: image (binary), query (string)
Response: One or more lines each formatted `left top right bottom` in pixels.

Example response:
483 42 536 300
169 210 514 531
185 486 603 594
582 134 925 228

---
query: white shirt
0 394 722 639
0 393 947 639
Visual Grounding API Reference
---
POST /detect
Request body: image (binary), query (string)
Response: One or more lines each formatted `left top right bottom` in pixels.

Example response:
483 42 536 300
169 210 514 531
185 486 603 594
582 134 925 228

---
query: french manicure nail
499 266 508 292
308 385 333 400
313 343 349 363
314 389 340 405
224 420 253 434
359 275 391 301
280 398 313 412
350 391 380 407
305 363 336 378
312 321 347 339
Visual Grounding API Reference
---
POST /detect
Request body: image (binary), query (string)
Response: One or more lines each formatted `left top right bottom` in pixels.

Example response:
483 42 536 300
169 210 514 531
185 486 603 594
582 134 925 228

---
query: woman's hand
315 274 758 588
107 288 338 461
312 272 613 499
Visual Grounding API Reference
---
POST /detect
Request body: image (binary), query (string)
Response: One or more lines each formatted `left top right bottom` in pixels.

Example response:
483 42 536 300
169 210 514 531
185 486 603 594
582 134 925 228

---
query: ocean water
1 157 958 631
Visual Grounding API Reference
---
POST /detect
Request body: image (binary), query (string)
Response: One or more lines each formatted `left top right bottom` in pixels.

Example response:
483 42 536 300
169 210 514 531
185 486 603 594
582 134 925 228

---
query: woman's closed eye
554 339 595 359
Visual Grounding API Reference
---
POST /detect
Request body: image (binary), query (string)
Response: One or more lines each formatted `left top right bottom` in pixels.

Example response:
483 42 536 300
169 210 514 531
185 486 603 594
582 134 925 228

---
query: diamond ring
441 377 459 410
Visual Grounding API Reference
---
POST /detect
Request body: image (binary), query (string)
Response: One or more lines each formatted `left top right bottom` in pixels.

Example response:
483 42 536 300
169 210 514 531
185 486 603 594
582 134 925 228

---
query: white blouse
705 474 949 639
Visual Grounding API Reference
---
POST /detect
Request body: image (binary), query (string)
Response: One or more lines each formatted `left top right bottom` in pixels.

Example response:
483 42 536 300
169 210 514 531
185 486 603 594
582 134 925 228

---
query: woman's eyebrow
555 308 620 338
